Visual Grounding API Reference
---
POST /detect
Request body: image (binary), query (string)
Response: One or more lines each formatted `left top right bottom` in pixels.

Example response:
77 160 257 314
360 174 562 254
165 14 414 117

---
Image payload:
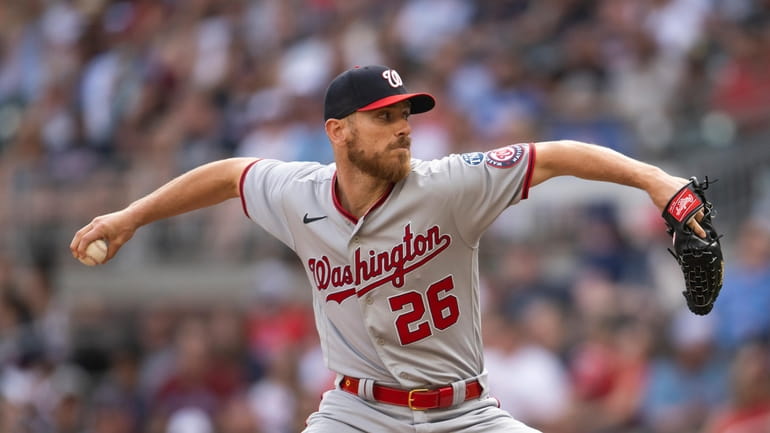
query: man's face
344 101 412 183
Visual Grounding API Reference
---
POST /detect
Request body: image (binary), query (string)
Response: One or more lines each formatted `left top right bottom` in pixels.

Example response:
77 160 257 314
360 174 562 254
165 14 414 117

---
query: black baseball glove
662 177 724 315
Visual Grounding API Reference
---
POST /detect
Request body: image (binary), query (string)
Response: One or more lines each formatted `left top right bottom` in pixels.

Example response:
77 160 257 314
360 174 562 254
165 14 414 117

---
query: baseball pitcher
71 65 721 432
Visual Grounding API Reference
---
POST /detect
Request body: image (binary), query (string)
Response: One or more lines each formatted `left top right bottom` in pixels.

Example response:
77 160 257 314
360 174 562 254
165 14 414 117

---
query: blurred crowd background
1 0 770 432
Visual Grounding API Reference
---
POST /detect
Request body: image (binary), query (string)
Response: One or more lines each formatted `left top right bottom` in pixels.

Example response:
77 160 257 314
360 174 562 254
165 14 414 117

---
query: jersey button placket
348 233 386 354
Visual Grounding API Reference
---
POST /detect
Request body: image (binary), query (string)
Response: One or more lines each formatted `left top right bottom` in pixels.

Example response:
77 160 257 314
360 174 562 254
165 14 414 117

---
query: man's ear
325 117 348 145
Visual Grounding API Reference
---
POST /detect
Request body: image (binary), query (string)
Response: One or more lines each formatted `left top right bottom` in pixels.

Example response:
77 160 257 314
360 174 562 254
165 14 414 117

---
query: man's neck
334 168 394 219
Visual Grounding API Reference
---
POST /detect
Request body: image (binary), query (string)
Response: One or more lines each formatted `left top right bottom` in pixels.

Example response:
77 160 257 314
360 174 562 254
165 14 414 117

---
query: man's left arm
530 140 706 237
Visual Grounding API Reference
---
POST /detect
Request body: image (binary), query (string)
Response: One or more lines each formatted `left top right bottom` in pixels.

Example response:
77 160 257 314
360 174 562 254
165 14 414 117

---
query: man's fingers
689 209 707 238
70 231 82 257
688 217 707 239
70 224 94 259
71 212 135 263
71 216 112 260
105 238 124 261
694 209 705 223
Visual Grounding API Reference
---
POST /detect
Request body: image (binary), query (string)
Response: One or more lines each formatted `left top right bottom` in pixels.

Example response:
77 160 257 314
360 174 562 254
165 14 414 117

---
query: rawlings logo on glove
662 177 724 315
668 189 700 222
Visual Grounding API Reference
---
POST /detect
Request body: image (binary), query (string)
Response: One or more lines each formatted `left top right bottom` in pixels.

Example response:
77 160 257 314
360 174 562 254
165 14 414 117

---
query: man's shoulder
256 159 335 183
409 155 455 176
409 153 480 181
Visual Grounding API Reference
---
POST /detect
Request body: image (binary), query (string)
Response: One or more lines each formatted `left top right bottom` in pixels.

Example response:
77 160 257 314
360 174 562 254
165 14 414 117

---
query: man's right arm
70 157 258 263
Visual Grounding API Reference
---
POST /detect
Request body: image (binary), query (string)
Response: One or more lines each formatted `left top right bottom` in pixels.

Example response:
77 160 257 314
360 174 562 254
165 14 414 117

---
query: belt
339 375 483 411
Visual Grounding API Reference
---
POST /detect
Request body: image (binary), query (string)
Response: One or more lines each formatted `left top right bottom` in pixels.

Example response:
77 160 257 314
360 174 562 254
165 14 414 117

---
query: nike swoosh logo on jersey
303 213 328 224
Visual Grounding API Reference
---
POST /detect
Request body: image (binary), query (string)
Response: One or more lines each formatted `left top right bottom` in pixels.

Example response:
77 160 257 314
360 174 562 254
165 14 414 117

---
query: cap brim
357 93 436 115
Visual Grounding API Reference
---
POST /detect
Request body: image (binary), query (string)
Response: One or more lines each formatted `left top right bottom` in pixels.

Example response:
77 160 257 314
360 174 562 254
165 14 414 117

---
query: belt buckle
407 388 429 411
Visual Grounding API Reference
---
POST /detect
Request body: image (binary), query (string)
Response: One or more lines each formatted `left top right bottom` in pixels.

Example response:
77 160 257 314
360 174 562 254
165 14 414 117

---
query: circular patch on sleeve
485 144 525 169
461 152 485 166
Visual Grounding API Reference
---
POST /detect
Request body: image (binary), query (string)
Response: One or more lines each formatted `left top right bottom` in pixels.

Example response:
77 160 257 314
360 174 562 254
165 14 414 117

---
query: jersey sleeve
238 159 302 249
443 143 536 244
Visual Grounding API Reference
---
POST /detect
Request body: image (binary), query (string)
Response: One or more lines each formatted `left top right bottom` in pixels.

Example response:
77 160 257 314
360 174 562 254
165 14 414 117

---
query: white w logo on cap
382 69 403 88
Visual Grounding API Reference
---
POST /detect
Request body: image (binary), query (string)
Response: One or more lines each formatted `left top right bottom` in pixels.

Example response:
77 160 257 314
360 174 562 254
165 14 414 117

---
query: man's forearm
71 157 258 262
532 140 661 188
125 157 256 228
531 140 687 212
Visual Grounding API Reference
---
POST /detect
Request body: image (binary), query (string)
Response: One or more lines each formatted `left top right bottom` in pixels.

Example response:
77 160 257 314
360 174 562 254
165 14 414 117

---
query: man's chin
377 161 410 183
350 151 410 183
391 163 411 183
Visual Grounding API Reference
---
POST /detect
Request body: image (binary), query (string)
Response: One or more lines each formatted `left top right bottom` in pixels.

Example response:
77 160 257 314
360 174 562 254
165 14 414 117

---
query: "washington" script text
307 224 451 303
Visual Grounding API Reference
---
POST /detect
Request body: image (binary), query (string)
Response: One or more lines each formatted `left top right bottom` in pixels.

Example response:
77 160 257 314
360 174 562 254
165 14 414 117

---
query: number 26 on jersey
388 275 459 345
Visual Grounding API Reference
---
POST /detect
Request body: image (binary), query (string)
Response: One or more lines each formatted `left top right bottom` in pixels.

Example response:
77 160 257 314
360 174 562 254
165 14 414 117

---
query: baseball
79 239 108 266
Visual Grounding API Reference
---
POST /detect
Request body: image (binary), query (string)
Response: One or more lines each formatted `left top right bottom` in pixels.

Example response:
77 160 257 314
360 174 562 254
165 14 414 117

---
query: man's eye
379 112 391 121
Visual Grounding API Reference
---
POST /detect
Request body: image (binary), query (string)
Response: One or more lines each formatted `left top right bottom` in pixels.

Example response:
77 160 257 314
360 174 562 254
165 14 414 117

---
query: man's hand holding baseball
70 209 137 264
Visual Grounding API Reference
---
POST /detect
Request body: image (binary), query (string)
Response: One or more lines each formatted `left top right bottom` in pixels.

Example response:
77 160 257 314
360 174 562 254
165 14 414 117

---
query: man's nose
396 118 411 136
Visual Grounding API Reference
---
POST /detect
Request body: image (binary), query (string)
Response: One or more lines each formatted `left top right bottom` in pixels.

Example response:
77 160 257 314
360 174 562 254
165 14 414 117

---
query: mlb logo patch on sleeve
461 152 485 166
485 144 525 169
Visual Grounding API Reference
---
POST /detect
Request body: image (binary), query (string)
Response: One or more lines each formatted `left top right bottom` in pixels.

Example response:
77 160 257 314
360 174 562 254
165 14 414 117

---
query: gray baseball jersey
240 143 535 389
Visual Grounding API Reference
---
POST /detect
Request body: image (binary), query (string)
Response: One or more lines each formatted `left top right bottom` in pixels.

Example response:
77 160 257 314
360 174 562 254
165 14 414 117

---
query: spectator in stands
711 15 770 134
483 312 570 431
713 217 770 349
641 308 728 433
704 341 770 433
